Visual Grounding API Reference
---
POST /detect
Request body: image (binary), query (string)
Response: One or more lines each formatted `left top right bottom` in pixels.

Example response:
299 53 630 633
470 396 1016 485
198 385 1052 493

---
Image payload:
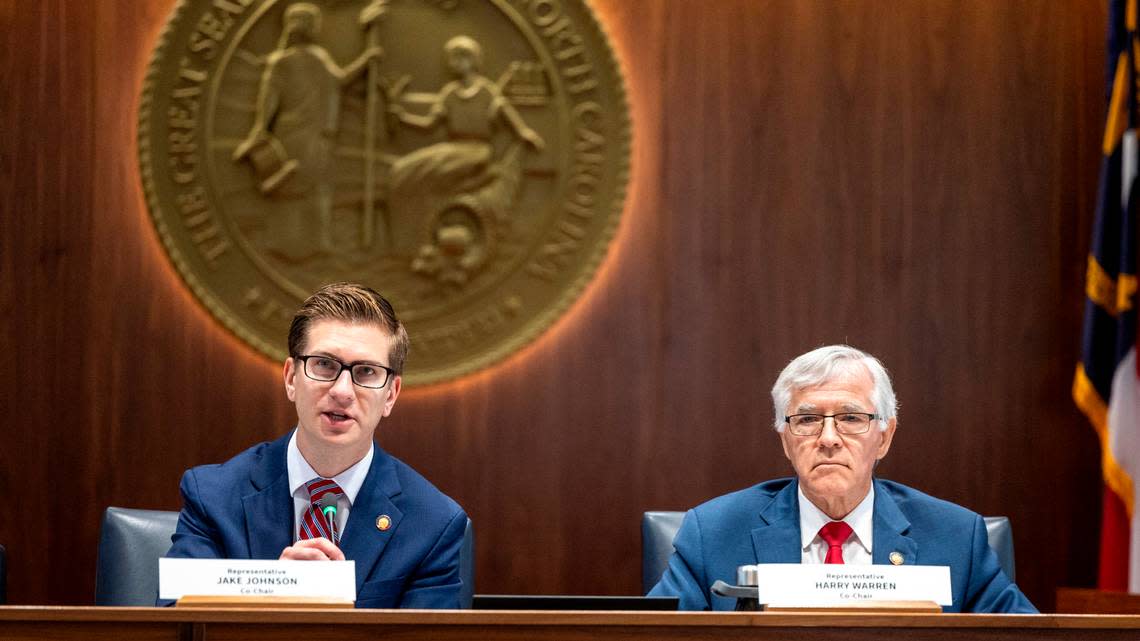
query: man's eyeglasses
295 355 395 389
783 412 880 436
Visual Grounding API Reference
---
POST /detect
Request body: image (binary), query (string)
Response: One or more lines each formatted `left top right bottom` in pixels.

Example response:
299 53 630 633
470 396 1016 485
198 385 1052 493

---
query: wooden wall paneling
0 0 1109 610
1 0 100 605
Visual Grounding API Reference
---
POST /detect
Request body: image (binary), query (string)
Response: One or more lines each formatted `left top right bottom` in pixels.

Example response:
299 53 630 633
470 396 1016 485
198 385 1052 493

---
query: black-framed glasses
784 412 880 436
295 355 395 389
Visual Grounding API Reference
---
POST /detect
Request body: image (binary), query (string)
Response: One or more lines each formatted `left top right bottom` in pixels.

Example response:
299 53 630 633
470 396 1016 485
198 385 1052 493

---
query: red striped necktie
299 478 346 545
818 521 853 564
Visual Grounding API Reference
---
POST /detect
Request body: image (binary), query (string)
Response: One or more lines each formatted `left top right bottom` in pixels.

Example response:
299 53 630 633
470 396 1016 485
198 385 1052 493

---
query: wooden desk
2 607 1139 641
1056 588 1140 614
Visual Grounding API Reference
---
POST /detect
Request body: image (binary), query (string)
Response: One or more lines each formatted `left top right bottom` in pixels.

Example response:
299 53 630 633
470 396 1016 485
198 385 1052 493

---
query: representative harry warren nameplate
139 0 630 384
754 564 952 608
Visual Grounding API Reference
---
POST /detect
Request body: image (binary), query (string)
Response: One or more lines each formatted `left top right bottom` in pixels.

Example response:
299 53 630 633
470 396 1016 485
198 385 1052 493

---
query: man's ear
283 357 297 402
876 417 897 460
779 427 794 461
381 375 401 417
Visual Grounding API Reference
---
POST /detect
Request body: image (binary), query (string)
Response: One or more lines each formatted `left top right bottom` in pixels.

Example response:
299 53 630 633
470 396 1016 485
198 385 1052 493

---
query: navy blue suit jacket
164 431 467 608
648 478 1037 613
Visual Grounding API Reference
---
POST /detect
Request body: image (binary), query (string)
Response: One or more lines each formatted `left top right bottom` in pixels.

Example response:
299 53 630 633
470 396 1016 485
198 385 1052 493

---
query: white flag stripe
1107 348 1140 592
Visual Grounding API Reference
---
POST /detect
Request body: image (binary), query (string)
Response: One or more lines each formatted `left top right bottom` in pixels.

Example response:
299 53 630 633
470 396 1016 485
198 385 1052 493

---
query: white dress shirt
287 430 373 541
798 484 874 564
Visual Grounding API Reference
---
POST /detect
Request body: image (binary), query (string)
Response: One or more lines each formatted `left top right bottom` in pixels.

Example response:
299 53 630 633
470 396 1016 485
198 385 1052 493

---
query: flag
1074 0 1140 593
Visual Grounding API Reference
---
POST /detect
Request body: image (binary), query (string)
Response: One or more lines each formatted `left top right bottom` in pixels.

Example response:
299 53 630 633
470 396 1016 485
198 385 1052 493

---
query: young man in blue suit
164 282 467 608
649 345 1037 613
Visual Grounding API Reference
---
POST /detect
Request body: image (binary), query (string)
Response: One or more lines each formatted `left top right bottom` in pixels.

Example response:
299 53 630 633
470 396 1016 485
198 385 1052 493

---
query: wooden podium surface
2 607 1140 641
1056 588 1140 614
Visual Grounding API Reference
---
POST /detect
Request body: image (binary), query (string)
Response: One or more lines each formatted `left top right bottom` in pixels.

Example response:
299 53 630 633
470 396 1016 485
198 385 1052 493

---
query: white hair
770 345 898 432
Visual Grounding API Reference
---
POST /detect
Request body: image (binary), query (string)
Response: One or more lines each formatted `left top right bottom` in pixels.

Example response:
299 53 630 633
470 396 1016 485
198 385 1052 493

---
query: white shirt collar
286 429 373 505
797 482 875 555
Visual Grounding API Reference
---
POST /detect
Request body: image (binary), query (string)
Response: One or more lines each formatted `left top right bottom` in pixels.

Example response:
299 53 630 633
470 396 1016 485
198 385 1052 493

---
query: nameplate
159 558 356 601
754 564 952 607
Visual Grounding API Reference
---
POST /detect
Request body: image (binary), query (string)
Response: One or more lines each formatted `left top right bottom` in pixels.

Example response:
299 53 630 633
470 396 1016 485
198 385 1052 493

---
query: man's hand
279 537 345 561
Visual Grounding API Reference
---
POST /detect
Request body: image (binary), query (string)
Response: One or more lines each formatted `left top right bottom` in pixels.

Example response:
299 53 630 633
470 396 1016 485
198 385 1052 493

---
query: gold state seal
139 0 629 384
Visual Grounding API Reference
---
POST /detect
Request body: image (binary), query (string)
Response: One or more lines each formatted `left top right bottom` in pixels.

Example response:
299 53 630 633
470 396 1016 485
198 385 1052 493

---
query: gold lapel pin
376 514 392 531
889 551 904 565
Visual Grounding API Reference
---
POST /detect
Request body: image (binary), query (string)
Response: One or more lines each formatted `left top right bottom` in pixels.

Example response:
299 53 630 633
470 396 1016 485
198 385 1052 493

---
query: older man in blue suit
649 345 1036 613
164 283 467 608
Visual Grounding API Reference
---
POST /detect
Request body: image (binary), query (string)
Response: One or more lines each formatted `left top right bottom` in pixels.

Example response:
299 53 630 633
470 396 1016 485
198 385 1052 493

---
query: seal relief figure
139 0 630 384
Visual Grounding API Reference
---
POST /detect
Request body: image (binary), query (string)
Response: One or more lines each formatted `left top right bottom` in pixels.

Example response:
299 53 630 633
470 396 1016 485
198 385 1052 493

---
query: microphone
318 494 338 542
710 565 763 611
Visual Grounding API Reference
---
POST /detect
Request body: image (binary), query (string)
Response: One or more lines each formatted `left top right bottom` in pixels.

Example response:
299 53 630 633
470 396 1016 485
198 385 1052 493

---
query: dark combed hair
287 282 410 374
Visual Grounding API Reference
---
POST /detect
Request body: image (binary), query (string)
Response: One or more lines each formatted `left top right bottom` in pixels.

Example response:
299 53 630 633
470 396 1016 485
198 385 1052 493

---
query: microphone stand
710 564 763 611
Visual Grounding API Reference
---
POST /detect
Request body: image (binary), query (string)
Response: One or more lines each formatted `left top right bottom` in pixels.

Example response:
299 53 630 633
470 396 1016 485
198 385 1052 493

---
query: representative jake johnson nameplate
159 558 356 601
755 564 952 607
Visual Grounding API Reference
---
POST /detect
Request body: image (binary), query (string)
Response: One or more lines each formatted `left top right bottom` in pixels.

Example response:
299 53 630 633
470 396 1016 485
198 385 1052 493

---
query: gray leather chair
458 518 475 610
95 507 476 607
640 511 1016 594
95 507 179 605
983 516 1016 581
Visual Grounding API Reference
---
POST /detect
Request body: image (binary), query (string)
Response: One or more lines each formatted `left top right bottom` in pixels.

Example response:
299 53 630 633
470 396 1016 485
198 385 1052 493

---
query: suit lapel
871 479 917 565
339 446 404 592
751 480 803 564
241 432 294 559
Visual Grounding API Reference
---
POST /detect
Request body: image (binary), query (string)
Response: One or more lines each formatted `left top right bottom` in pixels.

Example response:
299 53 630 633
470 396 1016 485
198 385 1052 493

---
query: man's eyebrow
311 351 386 367
792 402 870 413
352 359 387 368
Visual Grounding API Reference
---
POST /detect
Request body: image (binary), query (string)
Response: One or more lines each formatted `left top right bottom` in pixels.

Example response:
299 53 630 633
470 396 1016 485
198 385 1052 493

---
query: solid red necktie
818 521 853 564
299 478 346 545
